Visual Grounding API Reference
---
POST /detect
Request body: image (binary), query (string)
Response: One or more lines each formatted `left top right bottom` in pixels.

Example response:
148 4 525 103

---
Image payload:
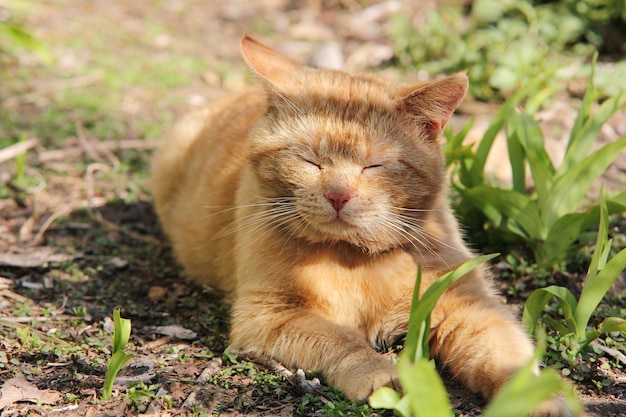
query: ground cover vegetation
0 0 625 416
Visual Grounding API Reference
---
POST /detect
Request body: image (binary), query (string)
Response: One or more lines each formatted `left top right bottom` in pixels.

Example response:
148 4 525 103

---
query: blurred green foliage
444 60 626 269
0 1 49 63
390 0 626 100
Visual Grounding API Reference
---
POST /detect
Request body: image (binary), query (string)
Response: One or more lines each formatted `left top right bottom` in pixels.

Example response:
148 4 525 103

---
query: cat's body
152 36 572 415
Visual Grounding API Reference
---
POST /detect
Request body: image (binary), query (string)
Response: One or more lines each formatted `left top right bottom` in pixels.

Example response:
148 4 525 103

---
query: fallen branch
3 73 104 108
591 340 626 366
0 138 39 164
39 139 157 163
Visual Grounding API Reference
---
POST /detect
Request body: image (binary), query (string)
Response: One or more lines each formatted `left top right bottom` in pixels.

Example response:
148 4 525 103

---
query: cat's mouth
315 215 361 236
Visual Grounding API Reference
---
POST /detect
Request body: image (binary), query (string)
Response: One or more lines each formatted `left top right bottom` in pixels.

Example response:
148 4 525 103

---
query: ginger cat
152 35 573 416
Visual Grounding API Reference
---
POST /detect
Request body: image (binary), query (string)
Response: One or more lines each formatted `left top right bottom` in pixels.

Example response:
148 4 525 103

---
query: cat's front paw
531 396 578 417
333 351 400 402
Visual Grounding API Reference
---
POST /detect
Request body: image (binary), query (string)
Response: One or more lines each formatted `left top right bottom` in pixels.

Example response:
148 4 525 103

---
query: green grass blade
608 190 626 208
598 317 626 335
585 197 610 285
541 193 626 269
522 286 578 337
369 387 403 411
463 186 544 241
568 52 597 148
369 388 412 417
573 197 609 336
470 71 556 186
112 309 131 354
398 356 453 417
515 112 555 204
545 316 571 336
404 255 498 363
539 209 600 268
485 329 582 417
483 329 564 417
542 135 626 228
470 106 507 186
505 112 527 193
404 264 426 361
101 350 134 400
575 247 626 341
102 309 134 400
482 367 563 417
444 117 475 159
562 88 626 173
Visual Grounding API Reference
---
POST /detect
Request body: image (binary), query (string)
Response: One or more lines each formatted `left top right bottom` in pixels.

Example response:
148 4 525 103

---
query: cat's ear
241 35 302 92
398 73 468 138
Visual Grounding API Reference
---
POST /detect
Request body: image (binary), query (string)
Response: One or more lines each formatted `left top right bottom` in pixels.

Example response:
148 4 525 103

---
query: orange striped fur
151 36 573 416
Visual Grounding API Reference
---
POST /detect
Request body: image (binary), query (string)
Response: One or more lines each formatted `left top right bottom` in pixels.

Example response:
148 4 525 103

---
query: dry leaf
0 377 61 409
147 286 168 302
0 247 79 268
144 325 197 340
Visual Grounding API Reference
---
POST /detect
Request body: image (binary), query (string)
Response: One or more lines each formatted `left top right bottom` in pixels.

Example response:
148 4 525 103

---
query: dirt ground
1 0 625 416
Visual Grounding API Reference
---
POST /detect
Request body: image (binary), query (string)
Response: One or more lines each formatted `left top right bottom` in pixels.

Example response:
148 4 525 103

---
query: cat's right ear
398 73 468 139
241 35 302 93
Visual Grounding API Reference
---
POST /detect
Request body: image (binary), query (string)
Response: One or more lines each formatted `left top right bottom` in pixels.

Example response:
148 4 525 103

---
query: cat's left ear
398 73 468 138
240 34 303 93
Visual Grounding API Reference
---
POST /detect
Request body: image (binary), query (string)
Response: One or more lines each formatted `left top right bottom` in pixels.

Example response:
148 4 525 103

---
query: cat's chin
298 222 400 255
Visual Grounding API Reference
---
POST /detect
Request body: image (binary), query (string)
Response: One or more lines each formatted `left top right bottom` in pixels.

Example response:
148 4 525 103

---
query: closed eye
363 164 383 172
303 158 322 170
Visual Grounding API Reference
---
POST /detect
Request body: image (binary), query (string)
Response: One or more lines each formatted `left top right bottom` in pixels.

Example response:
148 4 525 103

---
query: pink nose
325 190 352 212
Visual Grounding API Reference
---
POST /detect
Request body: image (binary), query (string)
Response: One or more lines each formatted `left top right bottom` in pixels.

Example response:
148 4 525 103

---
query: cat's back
151 87 267 291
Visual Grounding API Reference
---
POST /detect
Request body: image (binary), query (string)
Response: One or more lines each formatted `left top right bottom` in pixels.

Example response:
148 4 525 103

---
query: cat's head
240 35 467 254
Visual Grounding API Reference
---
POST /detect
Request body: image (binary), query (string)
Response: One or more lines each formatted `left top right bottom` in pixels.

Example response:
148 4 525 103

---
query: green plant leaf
584 196 610 286
113 309 131 354
505 112 527 194
573 198 626 342
404 264 425 362
597 317 626 335
576 247 626 343
469 71 556 186
462 186 544 241
545 316 571 336
404 254 498 362
398 356 453 417
483 329 577 417
101 351 134 400
102 310 134 400
562 89 626 174
369 387 402 410
539 209 599 268
568 52 597 150
539 193 626 268
482 366 563 417
542 135 626 228
522 286 578 337
608 189 626 209
514 112 555 204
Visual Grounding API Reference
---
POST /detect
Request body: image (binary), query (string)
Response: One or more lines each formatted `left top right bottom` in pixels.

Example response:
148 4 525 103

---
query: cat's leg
229 301 399 401
428 266 574 416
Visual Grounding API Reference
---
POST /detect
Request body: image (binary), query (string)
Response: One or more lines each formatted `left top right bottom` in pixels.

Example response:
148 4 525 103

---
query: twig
0 138 39 164
76 122 120 170
0 315 86 323
0 289 30 302
38 139 157 163
591 340 626 365
30 208 72 246
0 318 56 342
3 73 104 108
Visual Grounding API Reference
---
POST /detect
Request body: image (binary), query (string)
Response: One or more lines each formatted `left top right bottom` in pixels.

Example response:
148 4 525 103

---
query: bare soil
1 1 625 416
